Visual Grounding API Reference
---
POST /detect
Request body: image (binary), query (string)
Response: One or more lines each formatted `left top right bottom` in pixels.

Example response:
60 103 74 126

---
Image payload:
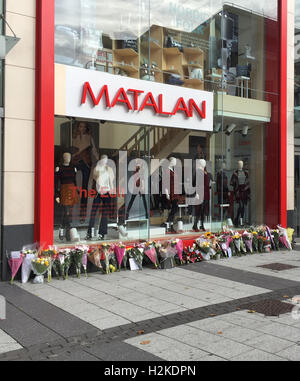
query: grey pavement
0 248 300 361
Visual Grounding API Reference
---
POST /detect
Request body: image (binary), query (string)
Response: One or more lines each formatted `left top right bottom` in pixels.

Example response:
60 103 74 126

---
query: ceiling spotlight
242 125 249 137
214 122 222 133
225 124 236 136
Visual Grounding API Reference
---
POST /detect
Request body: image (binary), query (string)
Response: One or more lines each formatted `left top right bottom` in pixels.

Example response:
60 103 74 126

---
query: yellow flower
205 232 212 238
45 261 49 266
253 232 258 235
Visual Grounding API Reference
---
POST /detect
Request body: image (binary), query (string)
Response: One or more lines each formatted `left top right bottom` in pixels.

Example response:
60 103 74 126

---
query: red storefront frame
34 0 288 245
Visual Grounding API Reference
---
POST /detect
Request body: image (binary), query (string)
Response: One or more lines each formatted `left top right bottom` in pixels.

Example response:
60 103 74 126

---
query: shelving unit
111 25 205 90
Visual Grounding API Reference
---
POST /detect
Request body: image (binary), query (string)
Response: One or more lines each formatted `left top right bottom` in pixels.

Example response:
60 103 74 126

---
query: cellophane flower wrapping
278 225 292 250
175 239 183 262
78 245 89 277
272 230 280 250
42 247 57 282
60 249 71 279
144 243 159 268
257 236 264 252
128 246 144 270
31 257 50 284
71 248 84 277
7 251 24 284
21 249 38 283
52 253 66 279
88 246 103 271
114 244 126 270
159 243 177 267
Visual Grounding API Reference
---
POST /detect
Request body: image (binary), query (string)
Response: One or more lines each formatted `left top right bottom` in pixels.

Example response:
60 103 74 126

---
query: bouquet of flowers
42 247 57 282
77 245 89 278
278 225 292 250
271 229 280 251
114 243 127 271
232 233 242 255
71 247 85 278
252 231 258 252
100 244 117 274
21 246 38 283
173 239 184 264
60 249 72 279
257 235 265 253
218 235 230 257
263 237 271 253
31 257 50 284
7 251 24 284
143 241 159 268
128 245 144 270
88 246 104 272
52 251 67 280
187 244 203 263
242 232 253 253
159 242 177 268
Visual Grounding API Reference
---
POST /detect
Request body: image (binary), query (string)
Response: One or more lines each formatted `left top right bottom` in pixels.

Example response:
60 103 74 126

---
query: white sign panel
65 66 213 131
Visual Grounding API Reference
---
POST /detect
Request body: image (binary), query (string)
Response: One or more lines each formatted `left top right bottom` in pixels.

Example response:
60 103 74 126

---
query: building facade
0 0 294 280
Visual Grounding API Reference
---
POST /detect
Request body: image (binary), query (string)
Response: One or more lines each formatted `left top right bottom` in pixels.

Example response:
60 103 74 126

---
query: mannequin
126 159 148 220
72 121 98 223
192 159 211 232
55 152 79 241
164 157 180 234
216 162 230 218
230 160 250 226
86 155 114 240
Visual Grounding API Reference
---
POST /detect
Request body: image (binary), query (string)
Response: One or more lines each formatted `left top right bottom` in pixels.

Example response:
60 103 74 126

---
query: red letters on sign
172 97 190 117
80 82 207 121
189 99 206 119
139 92 159 113
111 87 133 110
81 82 111 107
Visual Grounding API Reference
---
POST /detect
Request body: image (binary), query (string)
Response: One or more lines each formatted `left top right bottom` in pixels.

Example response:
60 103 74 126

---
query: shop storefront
1 0 289 280
45 0 285 247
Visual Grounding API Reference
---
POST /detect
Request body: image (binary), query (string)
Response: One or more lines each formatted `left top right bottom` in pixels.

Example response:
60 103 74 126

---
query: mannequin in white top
86 155 115 241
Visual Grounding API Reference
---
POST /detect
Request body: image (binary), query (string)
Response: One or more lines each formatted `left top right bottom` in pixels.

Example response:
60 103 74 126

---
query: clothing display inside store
55 152 79 241
230 160 251 227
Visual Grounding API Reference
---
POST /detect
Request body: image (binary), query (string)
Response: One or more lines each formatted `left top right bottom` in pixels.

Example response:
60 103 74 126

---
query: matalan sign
65 67 213 131
81 82 206 118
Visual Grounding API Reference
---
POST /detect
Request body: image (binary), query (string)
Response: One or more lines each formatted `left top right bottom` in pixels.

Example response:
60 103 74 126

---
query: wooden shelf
182 63 203 69
183 47 203 55
113 48 139 57
113 63 139 73
184 78 204 85
163 68 182 75
163 47 182 56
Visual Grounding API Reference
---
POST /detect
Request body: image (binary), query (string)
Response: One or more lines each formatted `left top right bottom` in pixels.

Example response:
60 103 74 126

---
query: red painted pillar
265 0 287 228
34 0 55 245
279 0 288 228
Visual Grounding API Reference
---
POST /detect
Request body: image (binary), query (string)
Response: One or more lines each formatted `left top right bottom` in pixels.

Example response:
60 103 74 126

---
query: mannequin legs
234 200 245 226
59 206 72 241
76 160 91 221
87 193 111 237
126 193 149 220
193 200 209 231
167 200 178 232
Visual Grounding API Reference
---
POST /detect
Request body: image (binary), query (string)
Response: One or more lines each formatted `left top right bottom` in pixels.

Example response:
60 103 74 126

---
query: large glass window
54 0 279 245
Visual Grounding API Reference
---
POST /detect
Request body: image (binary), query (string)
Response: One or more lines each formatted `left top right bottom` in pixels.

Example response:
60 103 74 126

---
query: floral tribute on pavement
7 225 295 284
